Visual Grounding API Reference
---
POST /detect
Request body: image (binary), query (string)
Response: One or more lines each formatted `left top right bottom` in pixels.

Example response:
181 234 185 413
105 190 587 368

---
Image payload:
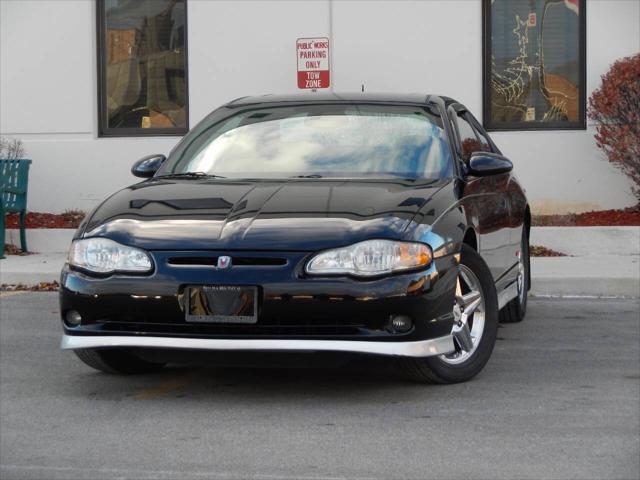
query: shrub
588 53 640 199
61 209 86 224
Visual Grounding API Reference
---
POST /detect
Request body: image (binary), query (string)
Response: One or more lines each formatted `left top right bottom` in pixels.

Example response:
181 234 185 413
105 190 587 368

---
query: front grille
84 312 389 338
167 256 287 267
88 321 368 337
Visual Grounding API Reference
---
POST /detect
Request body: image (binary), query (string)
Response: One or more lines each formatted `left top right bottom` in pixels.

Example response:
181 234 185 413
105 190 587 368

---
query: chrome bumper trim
61 333 455 358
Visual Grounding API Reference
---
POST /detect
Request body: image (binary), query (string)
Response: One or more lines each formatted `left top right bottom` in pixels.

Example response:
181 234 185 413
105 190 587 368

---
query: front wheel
74 348 165 374
398 244 499 383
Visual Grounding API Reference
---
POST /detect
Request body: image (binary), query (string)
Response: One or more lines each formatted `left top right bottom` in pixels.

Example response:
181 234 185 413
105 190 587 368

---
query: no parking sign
296 38 330 89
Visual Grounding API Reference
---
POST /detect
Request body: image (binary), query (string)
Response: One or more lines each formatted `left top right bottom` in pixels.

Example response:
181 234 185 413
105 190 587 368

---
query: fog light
65 310 82 326
388 315 412 333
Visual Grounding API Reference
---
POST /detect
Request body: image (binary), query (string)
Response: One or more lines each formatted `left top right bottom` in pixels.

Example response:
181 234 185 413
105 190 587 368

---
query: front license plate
186 286 258 324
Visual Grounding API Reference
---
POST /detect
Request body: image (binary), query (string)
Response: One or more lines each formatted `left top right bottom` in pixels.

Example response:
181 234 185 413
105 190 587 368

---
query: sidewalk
0 252 65 285
1 227 638 297
529 227 639 297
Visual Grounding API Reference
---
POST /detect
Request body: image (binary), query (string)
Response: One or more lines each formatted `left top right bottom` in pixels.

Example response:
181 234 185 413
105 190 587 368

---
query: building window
483 0 586 131
97 0 188 137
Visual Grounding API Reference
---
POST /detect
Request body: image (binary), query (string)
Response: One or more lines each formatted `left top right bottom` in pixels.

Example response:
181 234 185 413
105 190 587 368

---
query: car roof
225 92 458 108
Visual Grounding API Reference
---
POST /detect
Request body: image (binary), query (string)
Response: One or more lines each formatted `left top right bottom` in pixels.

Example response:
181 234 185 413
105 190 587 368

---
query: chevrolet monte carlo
60 93 530 383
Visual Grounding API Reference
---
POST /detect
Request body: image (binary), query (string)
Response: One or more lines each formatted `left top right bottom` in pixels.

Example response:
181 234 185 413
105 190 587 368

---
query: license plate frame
185 285 258 324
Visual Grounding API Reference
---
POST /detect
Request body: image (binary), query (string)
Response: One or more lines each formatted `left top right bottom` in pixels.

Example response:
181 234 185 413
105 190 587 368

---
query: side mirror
467 152 513 177
131 154 166 178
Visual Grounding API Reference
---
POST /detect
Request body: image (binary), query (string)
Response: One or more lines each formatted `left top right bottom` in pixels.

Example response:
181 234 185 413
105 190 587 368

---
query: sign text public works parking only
296 38 330 89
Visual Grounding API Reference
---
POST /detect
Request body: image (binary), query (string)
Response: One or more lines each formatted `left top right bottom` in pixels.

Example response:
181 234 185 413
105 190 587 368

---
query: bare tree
0 137 26 159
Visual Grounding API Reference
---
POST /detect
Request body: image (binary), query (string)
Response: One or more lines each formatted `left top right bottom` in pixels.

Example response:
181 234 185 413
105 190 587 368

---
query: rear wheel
398 244 499 383
74 348 165 374
500 228 529 323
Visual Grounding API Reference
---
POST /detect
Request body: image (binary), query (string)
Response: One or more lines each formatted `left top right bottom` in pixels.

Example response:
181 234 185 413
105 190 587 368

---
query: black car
60 93 530 383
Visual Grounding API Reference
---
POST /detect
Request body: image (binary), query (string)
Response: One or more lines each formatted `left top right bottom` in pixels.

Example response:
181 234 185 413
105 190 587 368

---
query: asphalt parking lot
0 292 638 480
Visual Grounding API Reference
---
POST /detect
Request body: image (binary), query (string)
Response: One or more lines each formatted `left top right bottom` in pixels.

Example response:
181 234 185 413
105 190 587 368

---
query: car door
467 113 523 285
450 106 512 283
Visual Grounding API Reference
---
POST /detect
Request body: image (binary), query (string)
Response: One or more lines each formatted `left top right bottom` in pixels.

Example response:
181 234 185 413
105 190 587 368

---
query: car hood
82 178 451 251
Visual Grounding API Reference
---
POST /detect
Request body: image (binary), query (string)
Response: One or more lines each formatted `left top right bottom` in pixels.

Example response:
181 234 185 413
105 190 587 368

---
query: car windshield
161 104 453 180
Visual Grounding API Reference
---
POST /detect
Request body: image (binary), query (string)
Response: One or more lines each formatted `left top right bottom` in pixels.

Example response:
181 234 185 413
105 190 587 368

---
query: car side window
471 126 492 153
455 114 482 162
467 115 494 154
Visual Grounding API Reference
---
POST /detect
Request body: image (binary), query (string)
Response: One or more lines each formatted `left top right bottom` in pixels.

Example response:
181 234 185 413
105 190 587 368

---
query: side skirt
497 280 519 310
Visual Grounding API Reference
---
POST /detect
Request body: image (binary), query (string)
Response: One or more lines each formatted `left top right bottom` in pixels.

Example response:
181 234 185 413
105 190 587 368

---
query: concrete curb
1 227 638 297
0 253 65 285
528 227 639 297
530 277 640 298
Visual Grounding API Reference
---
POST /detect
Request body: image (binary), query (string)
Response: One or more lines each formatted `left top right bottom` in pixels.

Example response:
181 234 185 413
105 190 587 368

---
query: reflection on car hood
83 178 451 251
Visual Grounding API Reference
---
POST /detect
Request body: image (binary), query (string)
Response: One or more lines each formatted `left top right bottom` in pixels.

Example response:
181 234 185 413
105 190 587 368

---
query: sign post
296 38 330 90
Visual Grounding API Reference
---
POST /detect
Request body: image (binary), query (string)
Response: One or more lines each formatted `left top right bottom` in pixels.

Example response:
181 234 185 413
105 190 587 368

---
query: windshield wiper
158 172 227 179
289 174 323 178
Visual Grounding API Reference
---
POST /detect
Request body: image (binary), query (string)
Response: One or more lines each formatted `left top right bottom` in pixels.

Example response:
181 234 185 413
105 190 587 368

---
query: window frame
96 0 190 138
482 0 587 132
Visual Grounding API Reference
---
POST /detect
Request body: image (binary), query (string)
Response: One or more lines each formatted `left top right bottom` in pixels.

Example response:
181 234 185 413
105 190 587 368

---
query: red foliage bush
588 53 640 199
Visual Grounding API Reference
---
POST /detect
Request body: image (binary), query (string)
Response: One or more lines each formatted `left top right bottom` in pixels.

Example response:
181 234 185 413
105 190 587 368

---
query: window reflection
100 0 187 133
456 115 482 162
168 106 453 179
486 0 584 129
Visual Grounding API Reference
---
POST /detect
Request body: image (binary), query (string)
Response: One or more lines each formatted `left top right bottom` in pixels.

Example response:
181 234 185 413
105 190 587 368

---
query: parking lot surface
0 292 638 480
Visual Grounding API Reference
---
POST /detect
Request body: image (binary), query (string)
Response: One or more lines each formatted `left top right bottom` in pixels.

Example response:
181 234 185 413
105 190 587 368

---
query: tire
398 244 499 384
499 228 529 323
73 348 166 374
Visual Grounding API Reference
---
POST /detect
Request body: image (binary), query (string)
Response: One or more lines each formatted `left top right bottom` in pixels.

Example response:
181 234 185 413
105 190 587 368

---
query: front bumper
60 249 459 358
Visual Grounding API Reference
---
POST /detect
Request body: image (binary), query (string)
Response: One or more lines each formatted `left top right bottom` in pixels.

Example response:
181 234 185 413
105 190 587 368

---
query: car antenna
361 84 365 92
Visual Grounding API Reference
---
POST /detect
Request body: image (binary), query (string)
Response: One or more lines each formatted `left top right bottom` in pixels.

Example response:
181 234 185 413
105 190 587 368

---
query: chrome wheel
441 264 486 365
516 248 526 304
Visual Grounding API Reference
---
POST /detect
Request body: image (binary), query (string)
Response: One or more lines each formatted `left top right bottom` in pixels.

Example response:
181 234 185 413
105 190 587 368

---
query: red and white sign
564 0 579 15
296 37 330 89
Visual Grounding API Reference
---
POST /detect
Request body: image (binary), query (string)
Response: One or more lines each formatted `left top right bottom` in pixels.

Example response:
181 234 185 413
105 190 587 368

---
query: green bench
1 159 31 258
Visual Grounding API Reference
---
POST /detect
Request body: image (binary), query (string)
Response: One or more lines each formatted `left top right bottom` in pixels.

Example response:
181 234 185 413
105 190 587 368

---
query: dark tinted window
456 114 482 162
98 0 188 136
470 121 493 153
162 104 453 180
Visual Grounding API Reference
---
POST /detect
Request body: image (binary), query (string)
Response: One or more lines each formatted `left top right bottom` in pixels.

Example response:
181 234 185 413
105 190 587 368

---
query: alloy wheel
441 264 486 365
516 247 526 305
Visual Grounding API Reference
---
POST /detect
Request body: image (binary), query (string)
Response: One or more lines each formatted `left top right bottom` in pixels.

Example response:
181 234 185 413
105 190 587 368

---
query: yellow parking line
134 373 196 400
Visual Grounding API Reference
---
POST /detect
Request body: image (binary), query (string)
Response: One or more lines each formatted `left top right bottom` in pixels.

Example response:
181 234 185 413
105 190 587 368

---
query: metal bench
1 159 31 258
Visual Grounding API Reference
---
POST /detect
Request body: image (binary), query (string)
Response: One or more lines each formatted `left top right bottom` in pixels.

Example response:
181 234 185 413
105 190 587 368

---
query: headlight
68 238 153 274
306 240 432 277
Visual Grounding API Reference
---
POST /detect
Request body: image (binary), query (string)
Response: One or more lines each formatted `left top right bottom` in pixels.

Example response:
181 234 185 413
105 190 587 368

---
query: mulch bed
1 281 59 291
2 244 33 256
4 211 85 229
532 205 640 226
530 245 567 257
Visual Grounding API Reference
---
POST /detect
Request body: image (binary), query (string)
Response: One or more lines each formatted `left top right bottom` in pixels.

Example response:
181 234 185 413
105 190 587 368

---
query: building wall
1 0 638 214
